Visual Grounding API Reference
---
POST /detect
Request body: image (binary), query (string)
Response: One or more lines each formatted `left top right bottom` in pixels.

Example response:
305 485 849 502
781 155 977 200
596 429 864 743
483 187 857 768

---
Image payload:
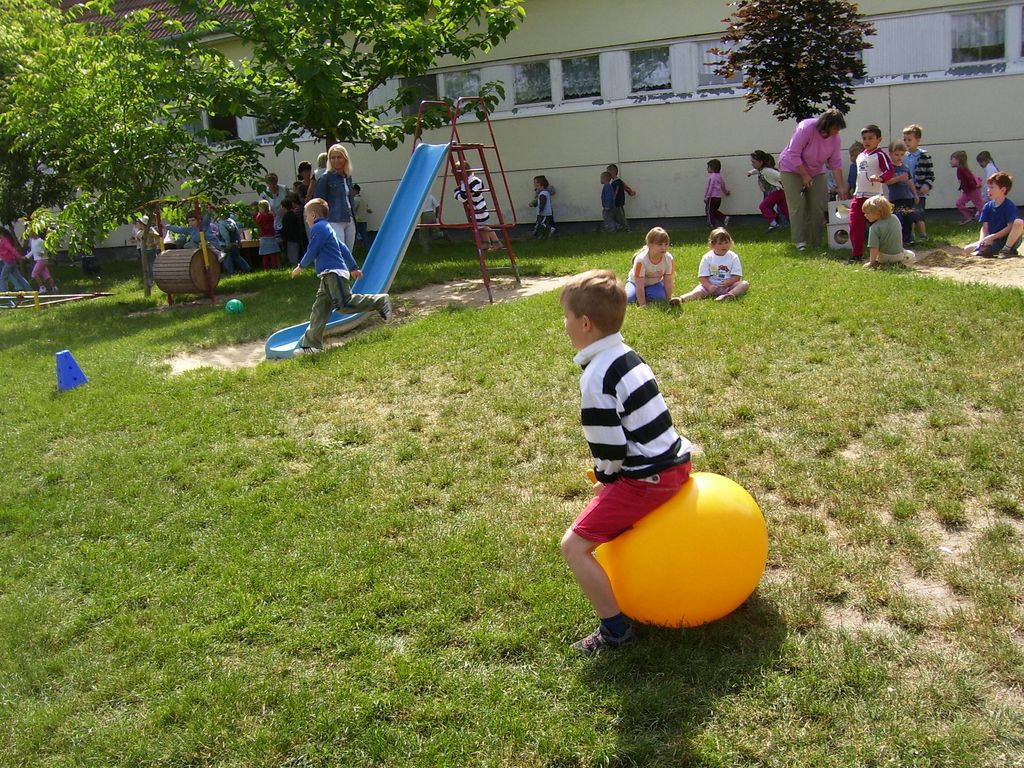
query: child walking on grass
28 228 58 294
529 175 556 238
977 151 999 202
559 269 693 654
290 198 391 355
625 227 674 306
0 226 31 292
748 150 788 231
951 150 984 224
704 158 731 229
671 228 749 304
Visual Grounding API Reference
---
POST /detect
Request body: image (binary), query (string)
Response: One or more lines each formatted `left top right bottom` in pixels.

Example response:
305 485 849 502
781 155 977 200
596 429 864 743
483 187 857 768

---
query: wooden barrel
153 248 222 294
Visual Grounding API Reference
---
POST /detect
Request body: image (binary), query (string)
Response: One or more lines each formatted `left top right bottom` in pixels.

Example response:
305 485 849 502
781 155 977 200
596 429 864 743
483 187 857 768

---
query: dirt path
165 275 572 374
163 249 1022 375
910 245 1024 289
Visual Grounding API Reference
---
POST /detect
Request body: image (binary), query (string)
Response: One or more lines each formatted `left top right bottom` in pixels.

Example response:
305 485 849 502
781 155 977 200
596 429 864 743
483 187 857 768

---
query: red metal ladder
413 97 520 302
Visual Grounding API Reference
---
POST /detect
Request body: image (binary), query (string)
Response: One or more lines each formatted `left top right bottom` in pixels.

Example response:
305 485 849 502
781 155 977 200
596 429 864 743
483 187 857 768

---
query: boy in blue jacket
290 197 391 354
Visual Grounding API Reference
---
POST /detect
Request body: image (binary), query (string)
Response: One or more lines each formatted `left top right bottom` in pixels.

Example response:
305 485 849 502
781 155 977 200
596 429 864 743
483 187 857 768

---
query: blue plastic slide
265 142 450 359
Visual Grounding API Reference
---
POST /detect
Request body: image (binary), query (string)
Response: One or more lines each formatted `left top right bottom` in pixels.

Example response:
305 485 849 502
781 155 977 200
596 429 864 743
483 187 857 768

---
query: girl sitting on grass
625 227 674 306
670 227 749 304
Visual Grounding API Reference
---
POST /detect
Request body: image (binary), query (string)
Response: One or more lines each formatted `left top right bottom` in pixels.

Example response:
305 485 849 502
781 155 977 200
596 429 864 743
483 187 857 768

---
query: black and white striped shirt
574 332 691 483
454 174 490 222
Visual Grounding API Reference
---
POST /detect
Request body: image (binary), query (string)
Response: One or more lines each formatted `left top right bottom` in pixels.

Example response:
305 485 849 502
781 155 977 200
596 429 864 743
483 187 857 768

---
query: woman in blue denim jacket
314 143 356 251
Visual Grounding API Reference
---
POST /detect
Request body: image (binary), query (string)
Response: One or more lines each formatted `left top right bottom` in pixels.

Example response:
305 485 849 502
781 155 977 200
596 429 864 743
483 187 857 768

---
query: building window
951 10 1005 63
443 69 481 100
561 55 601 99
206 114 239 140
255 116 288 137
514 61 552 104
400 75 439 118
697 41 741 87
629 46 671 93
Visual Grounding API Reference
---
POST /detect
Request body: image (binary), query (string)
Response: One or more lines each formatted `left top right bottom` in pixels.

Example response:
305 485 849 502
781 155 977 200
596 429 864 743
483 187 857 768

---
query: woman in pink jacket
778 109 850 252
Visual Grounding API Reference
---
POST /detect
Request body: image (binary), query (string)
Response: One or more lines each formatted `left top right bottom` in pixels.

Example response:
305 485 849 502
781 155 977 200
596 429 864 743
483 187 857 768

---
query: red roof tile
63 1 248 40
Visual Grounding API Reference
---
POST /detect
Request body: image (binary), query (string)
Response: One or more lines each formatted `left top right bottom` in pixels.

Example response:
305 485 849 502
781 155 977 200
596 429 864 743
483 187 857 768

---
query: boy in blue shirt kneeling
966 172 1023 259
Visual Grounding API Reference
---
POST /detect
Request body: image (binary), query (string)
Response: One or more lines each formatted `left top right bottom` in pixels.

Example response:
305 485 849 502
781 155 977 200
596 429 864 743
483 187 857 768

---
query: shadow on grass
583 592 786 765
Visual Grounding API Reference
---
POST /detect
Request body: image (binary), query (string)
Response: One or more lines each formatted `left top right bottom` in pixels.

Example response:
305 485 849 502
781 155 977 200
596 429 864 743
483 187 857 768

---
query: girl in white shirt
625 227 674 306
29 230 59 294
671 228 749 304
976 151 999 201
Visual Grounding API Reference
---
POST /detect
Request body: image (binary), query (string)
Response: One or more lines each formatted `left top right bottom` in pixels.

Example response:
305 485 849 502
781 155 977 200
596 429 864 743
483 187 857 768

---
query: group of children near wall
844 123 1021 264
521 123 1020 268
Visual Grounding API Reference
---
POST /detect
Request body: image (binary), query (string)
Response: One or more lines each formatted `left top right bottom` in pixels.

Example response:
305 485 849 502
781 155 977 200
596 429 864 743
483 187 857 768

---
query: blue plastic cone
55 349 88 391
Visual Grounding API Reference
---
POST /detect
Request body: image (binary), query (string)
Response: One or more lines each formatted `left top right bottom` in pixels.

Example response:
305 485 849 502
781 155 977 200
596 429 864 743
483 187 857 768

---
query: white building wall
99 0 1024 246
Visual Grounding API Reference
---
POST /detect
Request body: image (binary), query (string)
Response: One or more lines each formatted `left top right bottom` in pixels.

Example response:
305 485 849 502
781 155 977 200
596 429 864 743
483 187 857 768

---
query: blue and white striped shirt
574 332 692 483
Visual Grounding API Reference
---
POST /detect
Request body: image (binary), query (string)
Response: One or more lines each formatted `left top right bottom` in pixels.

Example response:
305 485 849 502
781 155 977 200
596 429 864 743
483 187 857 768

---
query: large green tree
2 0 525 248
2 0 263 250
0 3 72 230
174 0 525 151
714 0 875 120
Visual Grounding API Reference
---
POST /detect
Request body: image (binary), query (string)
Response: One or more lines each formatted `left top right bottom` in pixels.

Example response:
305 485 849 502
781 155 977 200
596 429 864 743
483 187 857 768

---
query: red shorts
572 461 692 544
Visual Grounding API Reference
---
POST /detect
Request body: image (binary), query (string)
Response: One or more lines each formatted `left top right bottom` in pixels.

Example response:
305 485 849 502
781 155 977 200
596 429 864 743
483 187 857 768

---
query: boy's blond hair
902 124 923 139
560 269 626 335
257 200 271 213
889 140 907 153
708 227 732 246
861 195 893 218
304 197 329 220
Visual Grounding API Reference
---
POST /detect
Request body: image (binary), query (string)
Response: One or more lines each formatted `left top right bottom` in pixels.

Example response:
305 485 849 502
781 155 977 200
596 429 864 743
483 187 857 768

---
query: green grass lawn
1 223 1022 767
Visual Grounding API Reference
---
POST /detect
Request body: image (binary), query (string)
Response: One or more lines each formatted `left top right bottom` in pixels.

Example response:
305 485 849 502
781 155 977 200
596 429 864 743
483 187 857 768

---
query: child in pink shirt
704 159 731 229
951 151 983 224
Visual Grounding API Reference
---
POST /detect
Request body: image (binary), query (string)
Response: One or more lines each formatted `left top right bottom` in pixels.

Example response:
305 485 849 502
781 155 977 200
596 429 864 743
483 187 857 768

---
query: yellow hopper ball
594 472 768 628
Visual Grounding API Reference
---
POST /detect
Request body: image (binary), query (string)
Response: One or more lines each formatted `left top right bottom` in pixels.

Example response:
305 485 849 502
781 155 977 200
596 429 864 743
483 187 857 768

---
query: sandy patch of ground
910 245 1024 289
126 292 258 317
165 275 571 374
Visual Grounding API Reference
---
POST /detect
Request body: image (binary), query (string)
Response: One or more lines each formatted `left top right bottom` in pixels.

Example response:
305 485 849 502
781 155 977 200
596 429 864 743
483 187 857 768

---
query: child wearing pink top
778 110 849 250
0 226 32 292
704 159 731 229
950 151 983 224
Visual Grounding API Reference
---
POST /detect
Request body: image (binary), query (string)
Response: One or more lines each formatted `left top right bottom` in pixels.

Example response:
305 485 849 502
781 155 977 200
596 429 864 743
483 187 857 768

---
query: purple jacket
778 117 843 178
